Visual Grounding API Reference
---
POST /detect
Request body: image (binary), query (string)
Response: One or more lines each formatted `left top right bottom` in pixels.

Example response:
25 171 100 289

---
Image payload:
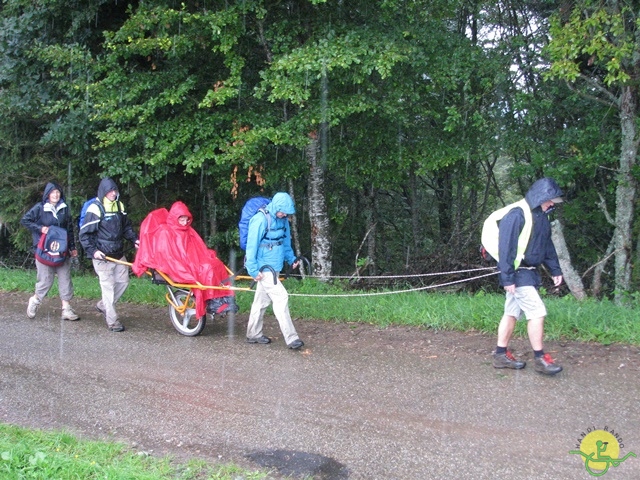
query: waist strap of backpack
260 240 284 249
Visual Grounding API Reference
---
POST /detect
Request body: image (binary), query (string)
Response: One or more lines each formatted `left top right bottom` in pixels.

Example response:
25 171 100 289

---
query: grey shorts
504 285 547 320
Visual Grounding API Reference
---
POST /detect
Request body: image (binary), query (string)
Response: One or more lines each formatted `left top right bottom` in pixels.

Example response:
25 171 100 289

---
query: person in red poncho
132 201 238 318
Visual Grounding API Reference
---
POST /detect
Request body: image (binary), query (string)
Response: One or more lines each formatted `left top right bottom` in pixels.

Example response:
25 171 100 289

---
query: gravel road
1 291 639 479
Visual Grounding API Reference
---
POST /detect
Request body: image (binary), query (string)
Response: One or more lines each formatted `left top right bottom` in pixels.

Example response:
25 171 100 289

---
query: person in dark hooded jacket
79 177 139 332
492 177 564 375
21 182 79 321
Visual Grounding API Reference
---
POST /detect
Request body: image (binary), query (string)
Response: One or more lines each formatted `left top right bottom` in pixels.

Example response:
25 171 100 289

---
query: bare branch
597 193 616 226
582 247 619 278
352 223 376 279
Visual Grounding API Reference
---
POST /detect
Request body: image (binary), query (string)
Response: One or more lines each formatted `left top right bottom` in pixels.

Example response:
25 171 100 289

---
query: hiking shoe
207 297 239 316
61 307 80 321
206 297 224 314
534 353 563 375
217 302 240 316
108 322 125 332
222 301 240 315
493 350 526 369
246 335 271 344
288 339 304 350
27 296 41 319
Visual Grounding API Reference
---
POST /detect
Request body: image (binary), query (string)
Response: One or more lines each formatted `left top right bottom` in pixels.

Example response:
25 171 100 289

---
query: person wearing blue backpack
244 192 304 350
21 181 79 321
79 177 139 332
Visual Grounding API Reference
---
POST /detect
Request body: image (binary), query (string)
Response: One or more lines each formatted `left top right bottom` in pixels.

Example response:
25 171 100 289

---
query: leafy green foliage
91 5 242 184
0 0 131 253
1 0 638 296
546 6 636 86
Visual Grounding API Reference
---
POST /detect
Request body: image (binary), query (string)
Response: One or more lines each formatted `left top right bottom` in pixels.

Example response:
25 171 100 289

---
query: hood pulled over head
97 177 119 202
525 178 564 210
267 192 296 215
42 182 65 204
167 201 192 229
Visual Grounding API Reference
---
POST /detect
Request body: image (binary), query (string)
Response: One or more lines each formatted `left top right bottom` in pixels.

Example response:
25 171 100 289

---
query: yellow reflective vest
481 198 533 270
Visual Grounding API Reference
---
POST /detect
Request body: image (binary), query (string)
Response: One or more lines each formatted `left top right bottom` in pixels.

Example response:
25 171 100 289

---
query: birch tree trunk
306 133 332 280
613 85 638 304
551 220 586 300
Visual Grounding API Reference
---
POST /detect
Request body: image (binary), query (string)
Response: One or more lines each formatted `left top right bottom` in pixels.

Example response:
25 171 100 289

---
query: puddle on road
247 449 349 479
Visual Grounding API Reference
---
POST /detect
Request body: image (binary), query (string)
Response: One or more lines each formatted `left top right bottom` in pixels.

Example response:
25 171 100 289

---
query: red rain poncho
132 201 233 317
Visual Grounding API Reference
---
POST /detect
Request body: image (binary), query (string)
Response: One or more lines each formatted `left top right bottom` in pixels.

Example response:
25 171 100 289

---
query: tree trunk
306 133 332 280
364 184 378 276
435 168 453 244
613 85 638 304
409 166 420 252
551 219 586 300
206 186 217 247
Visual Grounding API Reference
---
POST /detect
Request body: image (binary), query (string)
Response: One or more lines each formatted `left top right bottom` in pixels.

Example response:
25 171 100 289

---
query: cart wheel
169 291 206 336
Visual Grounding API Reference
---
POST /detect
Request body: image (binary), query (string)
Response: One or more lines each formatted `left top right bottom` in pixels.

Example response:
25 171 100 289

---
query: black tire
169 290 206 336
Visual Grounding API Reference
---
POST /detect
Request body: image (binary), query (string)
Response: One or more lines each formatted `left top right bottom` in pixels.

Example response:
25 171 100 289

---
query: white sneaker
61 307 80 321
27 296 40 319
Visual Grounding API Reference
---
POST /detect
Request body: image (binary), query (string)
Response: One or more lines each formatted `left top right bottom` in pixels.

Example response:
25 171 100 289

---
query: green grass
0 423 271 479
284 278 640 346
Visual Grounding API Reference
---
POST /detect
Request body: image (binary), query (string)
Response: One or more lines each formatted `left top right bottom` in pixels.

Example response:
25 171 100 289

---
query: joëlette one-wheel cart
106 257 285 336
148 267 255 336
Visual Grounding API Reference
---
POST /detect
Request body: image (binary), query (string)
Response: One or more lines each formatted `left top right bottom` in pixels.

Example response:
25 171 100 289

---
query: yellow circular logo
580 431 620 473
570 429 636 476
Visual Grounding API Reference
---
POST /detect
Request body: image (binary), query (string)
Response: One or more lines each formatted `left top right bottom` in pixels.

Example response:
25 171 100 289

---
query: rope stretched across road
291 266 498 280
104 255 498 297
288 268 499 298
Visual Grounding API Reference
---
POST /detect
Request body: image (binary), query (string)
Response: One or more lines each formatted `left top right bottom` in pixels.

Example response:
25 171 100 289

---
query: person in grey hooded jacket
245 192 304 349
492 177 564 375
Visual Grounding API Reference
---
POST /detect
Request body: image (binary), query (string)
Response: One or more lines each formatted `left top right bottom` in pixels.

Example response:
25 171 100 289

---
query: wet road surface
1 291 639 479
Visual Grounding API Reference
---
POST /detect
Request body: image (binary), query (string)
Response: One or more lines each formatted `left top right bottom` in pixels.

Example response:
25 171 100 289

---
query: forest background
0 0 638 304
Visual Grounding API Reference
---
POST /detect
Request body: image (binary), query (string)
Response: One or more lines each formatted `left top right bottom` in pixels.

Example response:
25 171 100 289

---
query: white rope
289 266 497 280
288 270 499 297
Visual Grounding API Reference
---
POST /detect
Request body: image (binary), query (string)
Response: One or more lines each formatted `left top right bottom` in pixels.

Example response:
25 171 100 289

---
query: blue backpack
35 225 69 266
78 197 104 229
238 196 271 250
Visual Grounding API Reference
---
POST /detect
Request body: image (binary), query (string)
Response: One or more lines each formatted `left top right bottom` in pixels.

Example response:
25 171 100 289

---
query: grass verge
0 423 270 479
284 277 640 346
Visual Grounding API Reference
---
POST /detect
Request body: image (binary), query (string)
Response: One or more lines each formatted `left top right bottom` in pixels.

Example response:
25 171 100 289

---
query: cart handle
104 256 133 267
250 265 278 289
